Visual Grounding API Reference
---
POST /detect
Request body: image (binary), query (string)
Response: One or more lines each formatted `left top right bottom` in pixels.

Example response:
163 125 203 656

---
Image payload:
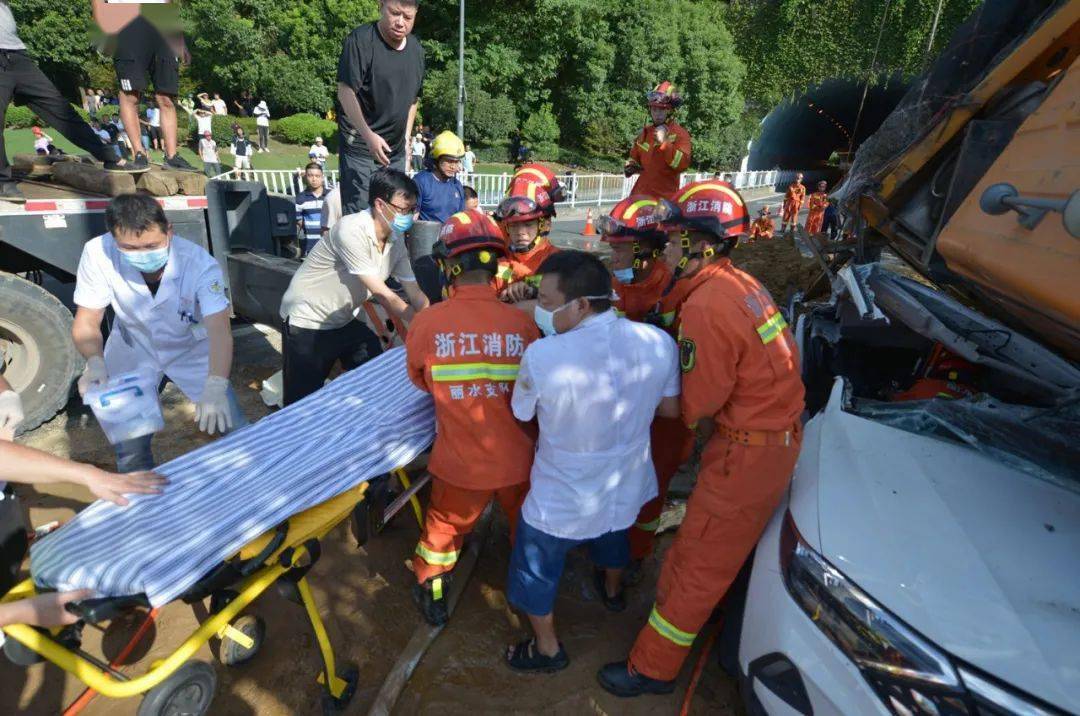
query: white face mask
533 294 611 336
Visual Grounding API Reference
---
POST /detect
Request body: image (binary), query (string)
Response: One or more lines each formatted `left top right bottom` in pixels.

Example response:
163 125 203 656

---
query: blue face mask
612 267 635 284
392 211 414 234
379 203 414 236
121 245 170 273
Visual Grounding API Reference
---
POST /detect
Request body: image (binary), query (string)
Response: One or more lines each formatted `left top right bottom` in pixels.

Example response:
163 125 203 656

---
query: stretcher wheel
321 666 359 714
218 614 265 667
3 637 44 666
137 660 217 716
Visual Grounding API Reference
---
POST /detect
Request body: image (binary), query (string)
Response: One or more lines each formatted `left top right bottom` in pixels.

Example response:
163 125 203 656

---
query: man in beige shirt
280 168 429 405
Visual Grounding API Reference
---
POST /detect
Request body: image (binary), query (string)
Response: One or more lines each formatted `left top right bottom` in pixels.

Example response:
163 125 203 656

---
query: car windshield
850 395 1080 493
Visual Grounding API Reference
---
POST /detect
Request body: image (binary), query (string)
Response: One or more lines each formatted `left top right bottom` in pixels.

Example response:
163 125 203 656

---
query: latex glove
195 375 233 436
77 356 108 397
0 390 23 439
5 589 93 628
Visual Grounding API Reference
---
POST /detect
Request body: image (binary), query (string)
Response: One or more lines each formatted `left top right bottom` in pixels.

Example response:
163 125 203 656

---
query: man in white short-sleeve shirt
71 193 248 473
503 250 680 673
279 167 429 405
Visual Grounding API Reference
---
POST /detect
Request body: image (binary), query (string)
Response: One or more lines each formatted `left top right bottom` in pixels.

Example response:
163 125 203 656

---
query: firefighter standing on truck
625 82 693 201
780 172 806 234
405 209 541 626
597 196 695 569
598 181 805 697
492 163 565 307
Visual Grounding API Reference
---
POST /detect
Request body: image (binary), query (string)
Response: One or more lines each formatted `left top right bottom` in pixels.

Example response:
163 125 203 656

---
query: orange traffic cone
583 208 596 237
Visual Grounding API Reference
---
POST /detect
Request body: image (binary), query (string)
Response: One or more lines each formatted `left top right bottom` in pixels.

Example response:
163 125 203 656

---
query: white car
736 265 1080 715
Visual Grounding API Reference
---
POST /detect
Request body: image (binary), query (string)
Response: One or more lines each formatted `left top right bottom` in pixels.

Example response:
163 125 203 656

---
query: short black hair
537 250 612 312
463 185 478 200
369 167 418 207
304 161 323 173
105 193 169 236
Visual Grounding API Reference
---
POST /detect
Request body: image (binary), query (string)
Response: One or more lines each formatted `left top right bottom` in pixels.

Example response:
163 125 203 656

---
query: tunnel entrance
747 74 910 180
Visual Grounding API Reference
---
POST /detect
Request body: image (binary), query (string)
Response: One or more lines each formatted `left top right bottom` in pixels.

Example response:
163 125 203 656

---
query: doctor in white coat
71 193 247 472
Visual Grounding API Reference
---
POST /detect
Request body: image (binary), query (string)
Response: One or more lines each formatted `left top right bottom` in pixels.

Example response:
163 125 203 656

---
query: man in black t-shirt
336 0 425 214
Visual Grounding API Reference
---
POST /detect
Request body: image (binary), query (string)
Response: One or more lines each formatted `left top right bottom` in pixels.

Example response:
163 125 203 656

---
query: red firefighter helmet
508 163 565 203
597 196 666 244
647 81 683 110
433 210 509 261
493 189 555 224
660 181 750 241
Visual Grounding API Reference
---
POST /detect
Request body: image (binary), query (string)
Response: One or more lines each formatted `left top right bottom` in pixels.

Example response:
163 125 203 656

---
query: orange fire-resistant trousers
781 199 801 226
805 209 825 236
629 427 801 681
413 477 529 584
629 417 695 560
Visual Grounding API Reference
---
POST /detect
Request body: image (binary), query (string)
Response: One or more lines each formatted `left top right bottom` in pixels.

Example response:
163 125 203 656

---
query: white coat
74 234 231 402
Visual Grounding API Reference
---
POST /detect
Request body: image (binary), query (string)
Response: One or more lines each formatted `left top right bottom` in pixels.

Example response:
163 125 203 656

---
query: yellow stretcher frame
0 470 425 708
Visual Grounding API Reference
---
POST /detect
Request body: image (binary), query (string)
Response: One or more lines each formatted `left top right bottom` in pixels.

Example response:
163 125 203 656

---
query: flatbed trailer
0 179 300 432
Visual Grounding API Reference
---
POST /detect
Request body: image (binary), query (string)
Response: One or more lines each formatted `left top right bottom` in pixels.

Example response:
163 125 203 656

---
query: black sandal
594 568 627 612
505 638 569 673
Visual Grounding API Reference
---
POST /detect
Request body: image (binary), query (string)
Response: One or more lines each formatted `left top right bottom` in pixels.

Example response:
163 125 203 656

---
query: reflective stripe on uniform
415 543 459 566
636 142 651 153
756 313 789 345
497 265 515 281
634 518 660 532
669 149 684 169
659 310 676 327
431 363 520 382
648 605 696 647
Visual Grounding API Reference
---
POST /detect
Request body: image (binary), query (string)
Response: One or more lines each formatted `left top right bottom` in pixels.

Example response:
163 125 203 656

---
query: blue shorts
506 518 629 616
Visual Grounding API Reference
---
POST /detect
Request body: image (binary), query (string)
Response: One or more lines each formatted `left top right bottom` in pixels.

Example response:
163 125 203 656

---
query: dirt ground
1 236 814 715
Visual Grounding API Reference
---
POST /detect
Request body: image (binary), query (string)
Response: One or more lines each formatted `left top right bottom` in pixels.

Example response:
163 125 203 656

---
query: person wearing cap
805 180 829 236
198 130 220 177
504 250 681 673
405 209 540 626
598 197 696 573
599 181 804 697
492 163 565 306
279 167 429 405
749 206 775 241
308 136 330 167
252 100 271 153
30 126 54 155
625 82 693 201
71 193 249 473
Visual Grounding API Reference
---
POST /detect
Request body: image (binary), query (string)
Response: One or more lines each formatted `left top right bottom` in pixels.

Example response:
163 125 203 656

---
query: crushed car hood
808 381 1080 713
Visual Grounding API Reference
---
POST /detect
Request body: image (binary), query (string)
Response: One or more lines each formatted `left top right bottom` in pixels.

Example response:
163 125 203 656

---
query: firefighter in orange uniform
804 180 829 236
492 165 564 307
406 209 541 625
626 82 693 201
597 196 695 565
749 206 775 241
598 182 805 696
780 172 806 234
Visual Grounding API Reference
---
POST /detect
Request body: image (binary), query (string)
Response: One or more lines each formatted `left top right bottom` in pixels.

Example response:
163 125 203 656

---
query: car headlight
779 510 971 715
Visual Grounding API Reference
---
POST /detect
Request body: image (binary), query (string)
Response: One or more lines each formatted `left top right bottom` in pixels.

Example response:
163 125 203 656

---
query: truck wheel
0 272 81 435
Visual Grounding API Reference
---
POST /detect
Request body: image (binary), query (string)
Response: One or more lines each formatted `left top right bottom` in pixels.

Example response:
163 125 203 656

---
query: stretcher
1 348 436 715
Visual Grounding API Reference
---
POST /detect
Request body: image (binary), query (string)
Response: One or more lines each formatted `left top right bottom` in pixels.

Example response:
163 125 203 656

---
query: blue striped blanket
31 348 435 606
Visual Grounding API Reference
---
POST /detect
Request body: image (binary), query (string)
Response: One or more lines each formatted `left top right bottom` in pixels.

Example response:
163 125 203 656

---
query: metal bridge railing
212 168 801 207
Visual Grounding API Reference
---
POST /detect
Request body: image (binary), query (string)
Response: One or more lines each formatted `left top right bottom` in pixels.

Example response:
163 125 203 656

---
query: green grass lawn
6 127 521 176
